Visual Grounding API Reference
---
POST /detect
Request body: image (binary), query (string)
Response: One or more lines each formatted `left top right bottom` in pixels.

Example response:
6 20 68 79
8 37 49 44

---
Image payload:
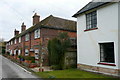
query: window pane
99 42 115 63
86 11 97 30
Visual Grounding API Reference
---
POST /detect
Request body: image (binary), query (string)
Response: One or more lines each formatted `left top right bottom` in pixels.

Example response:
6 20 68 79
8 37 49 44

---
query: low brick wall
77 63 120 76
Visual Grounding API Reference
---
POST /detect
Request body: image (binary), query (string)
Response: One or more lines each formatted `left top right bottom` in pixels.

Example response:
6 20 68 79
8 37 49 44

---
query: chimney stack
21 22 26 32
14 29 19 36
33 13 40 25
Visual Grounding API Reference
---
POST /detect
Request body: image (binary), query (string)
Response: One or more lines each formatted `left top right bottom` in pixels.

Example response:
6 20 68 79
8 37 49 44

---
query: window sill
25 41 29 42
34 37 40 39
84 27 98 32
98 62 116 66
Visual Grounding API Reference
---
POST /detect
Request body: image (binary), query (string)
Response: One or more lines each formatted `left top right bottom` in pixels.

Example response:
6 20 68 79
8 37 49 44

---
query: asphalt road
1 55 42 80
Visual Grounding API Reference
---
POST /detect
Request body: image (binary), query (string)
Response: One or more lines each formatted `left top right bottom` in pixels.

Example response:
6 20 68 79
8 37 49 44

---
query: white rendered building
73 2 120 76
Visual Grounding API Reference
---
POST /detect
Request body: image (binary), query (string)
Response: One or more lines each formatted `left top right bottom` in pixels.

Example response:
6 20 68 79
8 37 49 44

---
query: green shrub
18 55 25 59
30 57 35 63
18 56 35 63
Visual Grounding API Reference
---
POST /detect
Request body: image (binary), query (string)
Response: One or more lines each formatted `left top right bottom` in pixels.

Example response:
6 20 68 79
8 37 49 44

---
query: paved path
1 55 41 80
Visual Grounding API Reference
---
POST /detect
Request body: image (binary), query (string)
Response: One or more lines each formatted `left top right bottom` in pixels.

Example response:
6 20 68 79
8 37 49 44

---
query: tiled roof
73 2 109 17
9 15 76 41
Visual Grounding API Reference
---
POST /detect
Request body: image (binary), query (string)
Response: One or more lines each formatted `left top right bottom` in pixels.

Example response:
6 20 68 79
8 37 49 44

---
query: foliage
48 38 61 69
47 32 71 70
18 56 35 63
18 55 23 58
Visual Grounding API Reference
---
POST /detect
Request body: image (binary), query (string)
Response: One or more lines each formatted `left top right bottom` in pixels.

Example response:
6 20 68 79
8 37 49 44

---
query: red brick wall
6 28 76 66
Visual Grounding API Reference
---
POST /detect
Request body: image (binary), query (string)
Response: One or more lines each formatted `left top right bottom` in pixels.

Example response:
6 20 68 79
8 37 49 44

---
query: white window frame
18 50 21 55
34 49 39 53
14 39 16 44
25 34 29 41
10 50 12 55
19 37 21 43
11 41 13 45
14 50 16 55
25 49 29 56
34 29 40 39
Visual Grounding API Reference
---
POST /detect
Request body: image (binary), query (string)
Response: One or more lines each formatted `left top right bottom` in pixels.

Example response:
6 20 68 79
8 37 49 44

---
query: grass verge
34 69 117 78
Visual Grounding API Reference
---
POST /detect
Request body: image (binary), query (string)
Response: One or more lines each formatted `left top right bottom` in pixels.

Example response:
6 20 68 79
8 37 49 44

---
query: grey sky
0 0 91 41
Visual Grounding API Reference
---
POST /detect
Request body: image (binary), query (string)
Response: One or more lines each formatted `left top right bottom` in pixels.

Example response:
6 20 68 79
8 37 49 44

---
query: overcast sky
0 0 92 41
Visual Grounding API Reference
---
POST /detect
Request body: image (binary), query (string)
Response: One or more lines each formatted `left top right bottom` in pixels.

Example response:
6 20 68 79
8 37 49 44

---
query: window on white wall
99 42 115 63
19 37 21 43
34 29 40 39
86 11 97 30
25 49 29 56
25 34 29 41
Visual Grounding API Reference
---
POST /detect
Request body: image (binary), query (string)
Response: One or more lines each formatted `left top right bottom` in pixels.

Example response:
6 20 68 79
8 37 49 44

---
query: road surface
1 55 41 80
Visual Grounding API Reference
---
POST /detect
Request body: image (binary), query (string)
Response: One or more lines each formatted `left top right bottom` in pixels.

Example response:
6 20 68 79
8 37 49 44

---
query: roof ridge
52 15 76 22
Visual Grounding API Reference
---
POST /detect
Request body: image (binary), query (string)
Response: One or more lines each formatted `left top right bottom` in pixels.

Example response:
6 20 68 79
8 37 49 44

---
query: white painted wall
118 2 120 69
77 3 119 69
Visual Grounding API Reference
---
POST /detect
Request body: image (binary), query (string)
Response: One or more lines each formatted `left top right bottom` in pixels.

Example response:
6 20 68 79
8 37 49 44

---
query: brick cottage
6 13 77 66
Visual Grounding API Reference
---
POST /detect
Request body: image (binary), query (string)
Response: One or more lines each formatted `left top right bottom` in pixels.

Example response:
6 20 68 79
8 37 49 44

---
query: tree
48 32 71 69
58 32 71 69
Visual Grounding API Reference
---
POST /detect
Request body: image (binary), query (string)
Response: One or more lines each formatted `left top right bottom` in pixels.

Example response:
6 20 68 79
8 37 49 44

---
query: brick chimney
33 13 40 25
21 22 26 32
14 29 19 36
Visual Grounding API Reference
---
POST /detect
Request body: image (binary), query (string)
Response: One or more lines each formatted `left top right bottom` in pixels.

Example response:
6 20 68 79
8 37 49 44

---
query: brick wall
6 28 76 66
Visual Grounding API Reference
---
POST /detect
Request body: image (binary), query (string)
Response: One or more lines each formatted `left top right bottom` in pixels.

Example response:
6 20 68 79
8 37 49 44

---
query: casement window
99 42 115 63
86 11 97 30
10 50 12 55
25 49 29 56
34 29 40 39
14 50 16 55
25 34 29 41
11 41 13 45
34 49 39 53
19 37 21 43
18 50 21 55
14 39 16 44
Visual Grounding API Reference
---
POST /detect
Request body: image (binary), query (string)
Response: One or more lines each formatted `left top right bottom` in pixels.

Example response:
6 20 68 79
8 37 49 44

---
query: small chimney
21 22 26 32
33 13 40 25
14 29 19 36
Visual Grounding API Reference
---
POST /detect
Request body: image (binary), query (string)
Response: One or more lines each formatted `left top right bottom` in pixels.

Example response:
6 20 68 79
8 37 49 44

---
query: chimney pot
14 29 19 36
33 13 40 25
21 22 26 32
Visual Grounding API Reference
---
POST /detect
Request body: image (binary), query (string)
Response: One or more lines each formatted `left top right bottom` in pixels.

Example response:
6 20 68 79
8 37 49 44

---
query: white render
118 2 120 69
77 2 119 70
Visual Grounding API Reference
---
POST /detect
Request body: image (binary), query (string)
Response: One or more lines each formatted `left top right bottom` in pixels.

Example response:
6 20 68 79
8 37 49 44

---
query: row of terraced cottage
6 1 120 76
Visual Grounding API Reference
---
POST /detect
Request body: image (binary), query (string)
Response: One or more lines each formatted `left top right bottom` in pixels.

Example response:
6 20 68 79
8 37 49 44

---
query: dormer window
25 34 29 41
34 29 40 39
86 11 97 30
